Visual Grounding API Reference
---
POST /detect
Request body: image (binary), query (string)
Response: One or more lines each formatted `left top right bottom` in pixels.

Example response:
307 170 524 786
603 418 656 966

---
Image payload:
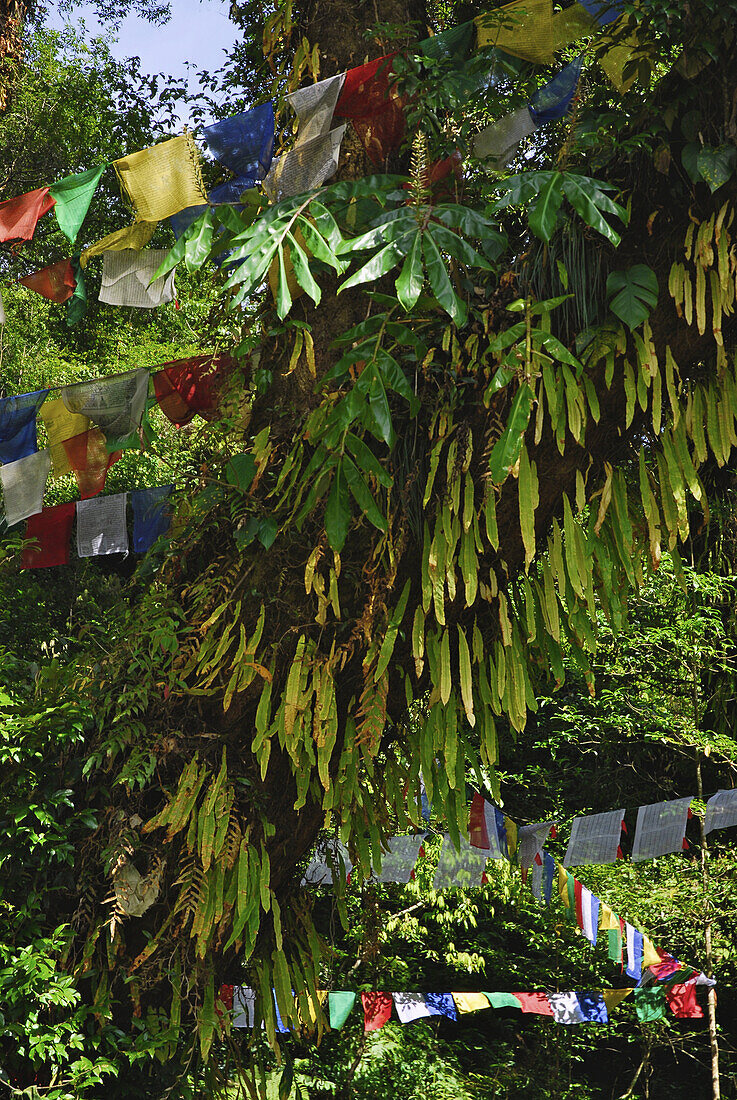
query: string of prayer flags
329 992 356 1030
334 53 405 166
20 501 76 569
528 55 583 124
130 485 173 552
631 797 693 861
113 132 208 223
19 258 77 304
262 125 347 202
564 809 624 867
704 789 737 833
40 398 91 476
574 881 600 946
433 834 488 889
99 249 175 309
0 390 48 464
0 187 55 243
287 75 347 146
203 103 275 183
475 0 556 65
625 925 643 981
63 429 121 498
76 493 128 557
48 166 106 243
361 992 393 1031
80 221 156 268
61 368 148 445
374 835 424 883
1 449 50 527
152 353 234 427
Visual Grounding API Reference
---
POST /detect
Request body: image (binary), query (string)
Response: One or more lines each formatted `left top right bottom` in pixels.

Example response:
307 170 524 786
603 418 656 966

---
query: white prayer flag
233 986 257 1027
392 993 432 1024
548 992 585 1024
61 368 148 442
631 797 693 861
704 789 737 834
433 835 487 889
0 288 5 325
288 73 347 146
563 809 624 867
374 835 423 883
518 821 555 870
474 106 536 167
76 493 128 557
263 125 347 202
99 249 175 309
1 448 50 526
301 837 351 886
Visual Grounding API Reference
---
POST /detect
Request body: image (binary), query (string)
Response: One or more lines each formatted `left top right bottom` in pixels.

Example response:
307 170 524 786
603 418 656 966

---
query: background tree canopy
1 0 737 1097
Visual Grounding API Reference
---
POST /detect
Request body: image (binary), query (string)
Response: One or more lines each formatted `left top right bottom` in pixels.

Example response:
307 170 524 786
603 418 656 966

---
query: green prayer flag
484 992 523 1010
105 395 156 453
50 165 106 243
328 991 356 1029
419 21 475 61
65 257 87 328
608 927 622 964
633 986 666 1022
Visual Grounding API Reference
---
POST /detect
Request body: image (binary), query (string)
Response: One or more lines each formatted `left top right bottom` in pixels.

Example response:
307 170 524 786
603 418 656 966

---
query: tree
2 0 737 1096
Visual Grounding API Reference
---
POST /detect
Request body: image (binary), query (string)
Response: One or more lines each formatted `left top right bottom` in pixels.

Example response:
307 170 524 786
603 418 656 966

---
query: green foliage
605 264 659 329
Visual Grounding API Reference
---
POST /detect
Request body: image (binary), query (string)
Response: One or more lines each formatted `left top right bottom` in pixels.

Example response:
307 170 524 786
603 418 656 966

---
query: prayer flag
473 107 536 168
424 993 457 1021
272 991 290 1033
548 992 585 1024
433 835 488 889
0 187 55 243
452 992 490 1014
631 797 693 861
0 288 4 325
0 389 47 464
130 485 173 552
40 398 91 476
152 353 235 427
625 924 643 981
513 992 554 1016
642 936 661 968
666 981 704 1019
80 221 156 268
600 904 623 964
375 835 423 883
113 133 208 223
76 493 128 557
263 125 347 202
531 850 556 904
557 864 576 920
21 501 75 569
19 258 76 303
528 56 583 125
99 249 175 309
66 257 87 327
288 75 347 146
329 991 356 1029
233 986 256 1027
704 788 737 833
576 993 608 1023
552 3 598 48
1 449 50 527
203 103 275 181
219 984 234 1011
418 21 475 62
475 0 556 65
468 792 505 856
393 993 433 1024
361 991 393 1031
648 949 683 981
169 205 208 238
334 53 405 166
485 992 523 1010
601 988 632 1012
420 772 431 822
564 808 624 867
61 368 148 443
633 986 667 1021
63 429 121 498
579 0 623 25
518 821 555 869
574 881 600 946
49 166 106 242
302 837 351 886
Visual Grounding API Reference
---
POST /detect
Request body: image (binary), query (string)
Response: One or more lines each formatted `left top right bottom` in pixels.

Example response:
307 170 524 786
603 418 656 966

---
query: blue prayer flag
579 0 624 26
210 179 256 205
203 103 275 182
169 205 208 239
626 926 643 981
529 57 584 127
131 485 173 553
0 390 47 464
424 993 458 1021
576 992 608 1023
542 851 556 904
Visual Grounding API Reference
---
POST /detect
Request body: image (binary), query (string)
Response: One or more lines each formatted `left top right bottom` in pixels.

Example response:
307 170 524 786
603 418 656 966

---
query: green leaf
696 144 737 193
561 174 624 245
376 349 418 412
422 232 466 323
528 171 564 242
396 231 424 311
276 244 293 319
325 462 350 551
257 517 278 549
606 265 659 330
287 231 321 305
339 240 406 292
488 384 534 484
225 454 256 491
344 455 386 531
365 368 394 446
344 431 393 487
184 207 216 271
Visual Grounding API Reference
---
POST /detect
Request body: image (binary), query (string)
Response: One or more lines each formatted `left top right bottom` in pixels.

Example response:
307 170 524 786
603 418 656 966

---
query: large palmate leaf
493 170 628 245
606 265 659 329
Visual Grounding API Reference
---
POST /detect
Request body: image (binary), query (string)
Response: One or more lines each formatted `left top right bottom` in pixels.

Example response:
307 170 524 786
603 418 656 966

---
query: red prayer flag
0 187 55 243
21 502 76 569
512 992 554 1016
153 353 236 428
62 429 121 498
649 948 682 981
361 991 393 1031
334 53 406 166
20 258 76 303
666 982 704 1019
468 792 491 849
574 879 584 928
219 984 234 1010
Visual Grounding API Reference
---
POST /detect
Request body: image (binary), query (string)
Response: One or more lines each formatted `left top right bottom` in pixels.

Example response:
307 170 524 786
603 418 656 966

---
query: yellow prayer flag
601 988 633 1012
476 0 555 65
552 2 598 49
39 398 90 477
599 903 620 931
113 133 208 223
642 935 661 968
80 221 157 268
297 988 326 1026
504 816 518 858
452 992 491 1014
557 863 569 907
